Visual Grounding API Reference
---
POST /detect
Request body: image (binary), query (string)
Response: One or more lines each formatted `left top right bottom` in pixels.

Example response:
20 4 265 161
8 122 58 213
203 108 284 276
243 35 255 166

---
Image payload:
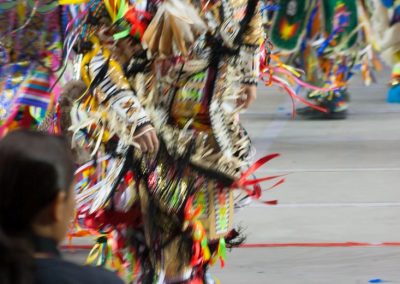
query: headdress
75 0 149 53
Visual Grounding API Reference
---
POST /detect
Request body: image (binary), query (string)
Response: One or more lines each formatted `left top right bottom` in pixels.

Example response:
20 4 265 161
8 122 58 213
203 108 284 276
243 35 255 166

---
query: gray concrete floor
65 71 400 283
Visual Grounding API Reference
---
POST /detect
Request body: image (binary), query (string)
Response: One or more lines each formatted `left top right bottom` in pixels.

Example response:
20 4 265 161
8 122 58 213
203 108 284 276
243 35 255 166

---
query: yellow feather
58 0 89 4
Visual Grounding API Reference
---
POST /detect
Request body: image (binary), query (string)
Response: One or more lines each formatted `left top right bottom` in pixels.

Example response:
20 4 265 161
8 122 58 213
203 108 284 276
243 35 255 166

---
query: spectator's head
0 130 75 284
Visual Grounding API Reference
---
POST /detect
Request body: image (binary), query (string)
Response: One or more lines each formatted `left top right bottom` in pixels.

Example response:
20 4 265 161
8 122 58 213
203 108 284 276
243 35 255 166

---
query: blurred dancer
63 0 281 283
270 0 375 119
359 0 400 103
0 1 64 135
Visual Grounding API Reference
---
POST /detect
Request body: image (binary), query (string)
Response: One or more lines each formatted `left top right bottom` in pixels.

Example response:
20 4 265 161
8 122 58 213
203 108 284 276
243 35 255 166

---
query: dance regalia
0 1 63 135
269 0 379 118
67 0 281 282
358 0 400 102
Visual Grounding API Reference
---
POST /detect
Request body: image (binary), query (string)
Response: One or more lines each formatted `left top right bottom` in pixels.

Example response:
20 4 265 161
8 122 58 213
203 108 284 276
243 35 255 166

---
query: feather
148 15 165 54
142 6 165 51
143 0 206 56
159 13 173 56
169 13 188 55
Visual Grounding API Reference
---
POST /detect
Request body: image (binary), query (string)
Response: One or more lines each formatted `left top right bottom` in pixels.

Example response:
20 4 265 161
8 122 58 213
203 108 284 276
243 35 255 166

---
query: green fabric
271 0 311 52
322 0 359 49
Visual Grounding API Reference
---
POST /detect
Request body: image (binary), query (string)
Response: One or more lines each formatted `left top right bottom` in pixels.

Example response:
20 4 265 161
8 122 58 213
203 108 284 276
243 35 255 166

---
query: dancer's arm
88 49 158 153
237 1 263 108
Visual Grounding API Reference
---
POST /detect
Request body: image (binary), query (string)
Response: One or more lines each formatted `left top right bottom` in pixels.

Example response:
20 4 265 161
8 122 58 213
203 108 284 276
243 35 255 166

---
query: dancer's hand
134 125 159 153
237 84 257 109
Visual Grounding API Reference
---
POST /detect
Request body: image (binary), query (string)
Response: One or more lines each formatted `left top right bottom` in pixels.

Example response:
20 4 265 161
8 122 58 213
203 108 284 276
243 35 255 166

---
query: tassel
210 238 226 268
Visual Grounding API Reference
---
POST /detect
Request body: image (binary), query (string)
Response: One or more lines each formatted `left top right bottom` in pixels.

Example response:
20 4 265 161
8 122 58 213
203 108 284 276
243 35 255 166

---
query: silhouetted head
0 130 75 284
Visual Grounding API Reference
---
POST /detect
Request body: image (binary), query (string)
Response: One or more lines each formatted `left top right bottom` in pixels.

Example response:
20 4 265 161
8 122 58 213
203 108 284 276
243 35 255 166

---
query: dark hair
0 130 75 284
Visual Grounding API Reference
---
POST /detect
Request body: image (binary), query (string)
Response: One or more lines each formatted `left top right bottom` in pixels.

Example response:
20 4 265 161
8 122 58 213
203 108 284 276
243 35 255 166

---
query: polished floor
65 70 400 283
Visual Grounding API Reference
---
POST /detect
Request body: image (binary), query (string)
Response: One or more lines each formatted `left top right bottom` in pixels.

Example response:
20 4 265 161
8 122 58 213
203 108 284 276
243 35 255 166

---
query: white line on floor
257 118 288 153
254 167 400 173
249 202 400 208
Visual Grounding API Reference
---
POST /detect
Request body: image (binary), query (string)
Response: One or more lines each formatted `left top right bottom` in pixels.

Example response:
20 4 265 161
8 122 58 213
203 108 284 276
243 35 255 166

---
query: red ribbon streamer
231 154 284 204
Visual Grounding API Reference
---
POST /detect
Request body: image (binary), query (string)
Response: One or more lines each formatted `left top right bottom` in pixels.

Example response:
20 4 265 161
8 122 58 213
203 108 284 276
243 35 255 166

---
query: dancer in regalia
269 0 377 119
358 0 400 103
0 0 64 135
63 0 282 283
